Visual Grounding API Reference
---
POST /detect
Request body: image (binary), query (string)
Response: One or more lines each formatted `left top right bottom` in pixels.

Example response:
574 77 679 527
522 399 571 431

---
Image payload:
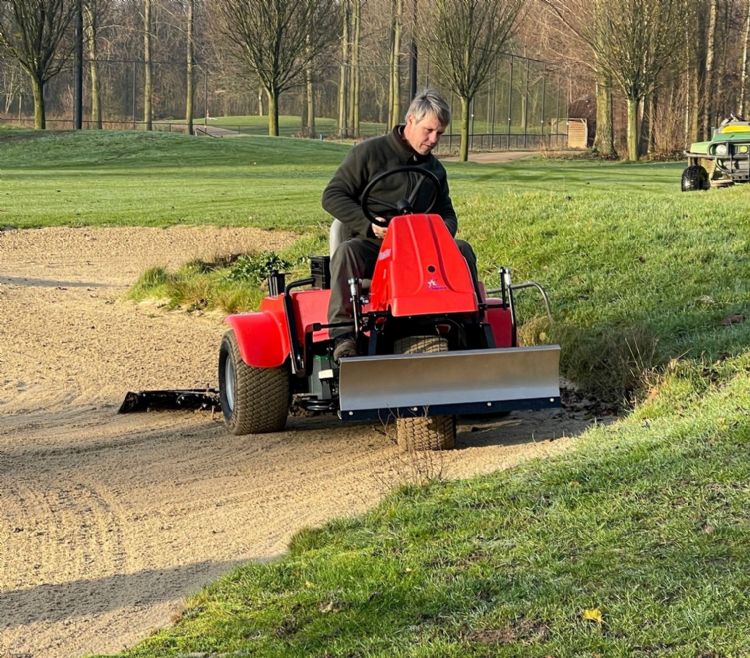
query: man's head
403 89 450 156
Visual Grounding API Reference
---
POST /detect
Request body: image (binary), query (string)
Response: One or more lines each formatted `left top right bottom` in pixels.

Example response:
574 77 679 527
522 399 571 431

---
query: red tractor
218 167 560 450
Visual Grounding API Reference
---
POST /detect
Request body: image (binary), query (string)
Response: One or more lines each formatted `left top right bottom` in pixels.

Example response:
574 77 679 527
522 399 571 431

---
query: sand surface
0 226 603 657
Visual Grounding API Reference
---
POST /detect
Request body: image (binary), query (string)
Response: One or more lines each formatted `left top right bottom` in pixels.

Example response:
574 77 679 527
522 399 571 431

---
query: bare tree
338 0 350 137
0 0 76 128
388 0 403 128
144 0 153 129
216 0 339 136
537 0 617 156
1 58 23 114
428 0 525 161
545 0 683 160
348 0 361 137
83 0 111 129
597 0 684 159
741 0 750 116
185 0 194 134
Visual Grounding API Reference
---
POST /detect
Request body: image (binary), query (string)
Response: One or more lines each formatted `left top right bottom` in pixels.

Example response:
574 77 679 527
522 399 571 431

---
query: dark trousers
327 237 479 339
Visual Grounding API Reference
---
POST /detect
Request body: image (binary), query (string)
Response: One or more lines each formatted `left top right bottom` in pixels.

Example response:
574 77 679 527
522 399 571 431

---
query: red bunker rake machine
218 167 560 451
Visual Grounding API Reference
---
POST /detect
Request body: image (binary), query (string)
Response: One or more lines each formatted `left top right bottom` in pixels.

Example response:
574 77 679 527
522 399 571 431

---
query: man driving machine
322 88 478 361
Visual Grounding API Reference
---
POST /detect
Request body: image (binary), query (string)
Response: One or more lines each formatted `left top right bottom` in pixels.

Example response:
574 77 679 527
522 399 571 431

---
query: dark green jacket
321 125 457 241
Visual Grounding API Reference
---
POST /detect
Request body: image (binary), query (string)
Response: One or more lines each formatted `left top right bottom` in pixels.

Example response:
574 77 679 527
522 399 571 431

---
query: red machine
219 166 560 450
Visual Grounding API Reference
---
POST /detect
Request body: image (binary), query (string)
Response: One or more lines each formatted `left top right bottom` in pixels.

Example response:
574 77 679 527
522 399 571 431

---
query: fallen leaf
582 608 603 624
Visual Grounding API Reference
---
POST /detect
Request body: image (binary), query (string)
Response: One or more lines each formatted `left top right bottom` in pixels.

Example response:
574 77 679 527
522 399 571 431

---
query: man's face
403 112 446 156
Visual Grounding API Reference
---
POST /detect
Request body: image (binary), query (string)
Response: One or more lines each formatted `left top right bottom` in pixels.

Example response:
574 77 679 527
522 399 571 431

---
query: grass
0 128 345 230
3 127 750 655
198 114 387 138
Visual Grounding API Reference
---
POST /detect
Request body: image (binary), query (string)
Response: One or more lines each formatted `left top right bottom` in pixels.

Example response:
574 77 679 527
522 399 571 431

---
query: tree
388 0 403 129
185 0 194 134
338 0 350 137
347 0 361 137
429 0 525 161
144 0 153 129
741 0 750 116
83 0 111 129
597 0 684 160
217 0 339 136
0 0 77 128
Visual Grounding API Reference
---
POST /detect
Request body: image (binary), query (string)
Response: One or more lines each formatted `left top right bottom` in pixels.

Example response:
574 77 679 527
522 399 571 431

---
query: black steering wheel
360 165 442 227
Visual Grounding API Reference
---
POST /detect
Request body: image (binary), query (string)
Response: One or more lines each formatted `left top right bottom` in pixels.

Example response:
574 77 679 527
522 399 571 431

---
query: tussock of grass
106 355 750 657
127 252 296 314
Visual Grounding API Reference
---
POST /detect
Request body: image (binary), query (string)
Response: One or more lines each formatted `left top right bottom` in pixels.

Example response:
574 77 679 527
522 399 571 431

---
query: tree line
0 0 748 161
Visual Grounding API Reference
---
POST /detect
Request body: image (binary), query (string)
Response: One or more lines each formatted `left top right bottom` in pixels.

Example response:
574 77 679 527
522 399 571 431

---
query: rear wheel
394 335 456 452
681 164 710 191
219 330 289 435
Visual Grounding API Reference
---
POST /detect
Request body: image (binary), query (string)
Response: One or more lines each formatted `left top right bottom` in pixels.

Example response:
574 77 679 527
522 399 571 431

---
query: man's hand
373 219 387 239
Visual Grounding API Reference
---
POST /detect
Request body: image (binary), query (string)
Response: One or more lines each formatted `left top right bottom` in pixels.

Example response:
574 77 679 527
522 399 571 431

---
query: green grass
200 114 387 138
4 128 750 657
0 128 346 230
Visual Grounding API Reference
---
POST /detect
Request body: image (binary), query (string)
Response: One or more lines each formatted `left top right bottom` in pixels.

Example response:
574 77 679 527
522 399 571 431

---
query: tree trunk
348 0 360 137
31 74 45 130
646 93 656 155
83 5 102 129
626 97 639 161
305 64 315 137
185 0 194 135
338 0 349 138
459 95 470 162
390 0 403 128
258 87 264 116
268 87 279 136
144 0 153 130
594 69 616 157
703 0 718 138
741 0 750 116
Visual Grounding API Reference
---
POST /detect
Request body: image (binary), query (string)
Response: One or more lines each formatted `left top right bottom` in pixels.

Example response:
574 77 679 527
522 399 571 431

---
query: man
322 88 477 361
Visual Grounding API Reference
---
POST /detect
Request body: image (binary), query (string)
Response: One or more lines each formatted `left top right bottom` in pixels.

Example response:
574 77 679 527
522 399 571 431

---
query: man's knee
455 239 477 265
331 238 378 278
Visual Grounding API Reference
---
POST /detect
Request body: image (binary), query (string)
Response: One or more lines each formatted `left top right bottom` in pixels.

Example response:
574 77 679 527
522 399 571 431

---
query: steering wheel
360 165 442 227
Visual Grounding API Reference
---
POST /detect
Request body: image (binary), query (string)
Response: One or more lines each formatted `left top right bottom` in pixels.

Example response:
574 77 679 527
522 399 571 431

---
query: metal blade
338 346 560 421
118 389 220 413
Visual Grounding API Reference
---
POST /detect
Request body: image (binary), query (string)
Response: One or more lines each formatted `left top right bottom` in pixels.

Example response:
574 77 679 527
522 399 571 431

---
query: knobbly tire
680 164 710 191
219 330 289 435
393 335 456 452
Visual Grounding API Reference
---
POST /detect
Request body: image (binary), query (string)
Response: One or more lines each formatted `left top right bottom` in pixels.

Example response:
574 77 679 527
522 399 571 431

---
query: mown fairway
3 127 749 656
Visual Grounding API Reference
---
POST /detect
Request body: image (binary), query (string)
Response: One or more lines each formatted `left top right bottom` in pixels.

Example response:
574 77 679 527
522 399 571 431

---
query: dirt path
0 227 604 658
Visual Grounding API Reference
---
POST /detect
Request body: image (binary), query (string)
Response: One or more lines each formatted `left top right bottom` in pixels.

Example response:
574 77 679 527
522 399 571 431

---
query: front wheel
681 164 710 192
219 330 289 435
394 335 456 452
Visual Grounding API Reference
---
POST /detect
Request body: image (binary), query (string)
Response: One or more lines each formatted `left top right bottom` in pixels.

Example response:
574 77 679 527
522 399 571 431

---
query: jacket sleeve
321 147 373 239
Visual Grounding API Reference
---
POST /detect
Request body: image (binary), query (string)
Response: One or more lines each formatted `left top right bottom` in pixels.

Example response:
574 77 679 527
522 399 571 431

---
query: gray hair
405 89 451 127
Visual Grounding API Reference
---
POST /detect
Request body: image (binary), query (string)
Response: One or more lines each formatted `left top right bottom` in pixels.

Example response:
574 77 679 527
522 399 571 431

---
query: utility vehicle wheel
681 164 710 191
219 330 289 435
393 335 456 452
